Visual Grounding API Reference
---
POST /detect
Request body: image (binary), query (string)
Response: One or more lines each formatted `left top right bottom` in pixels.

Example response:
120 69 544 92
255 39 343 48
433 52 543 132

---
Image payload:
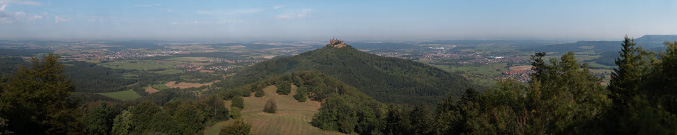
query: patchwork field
97 89 141 101
164 81 212 89
144 86 159 94
509 65 532 70
99 60 178 70
204 85 345 135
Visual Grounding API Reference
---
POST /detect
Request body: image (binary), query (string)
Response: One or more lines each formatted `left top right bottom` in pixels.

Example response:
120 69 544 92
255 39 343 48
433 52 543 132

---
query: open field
204 85 345 135
164 81 212 89
509 65 532 70
434 63 509 76
145 86 159 94
97 89 141 101
151 83 170 90
99 60 179 70
162 57 212 65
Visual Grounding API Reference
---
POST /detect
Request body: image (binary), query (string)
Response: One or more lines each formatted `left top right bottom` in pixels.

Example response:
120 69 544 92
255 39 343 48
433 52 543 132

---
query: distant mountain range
523 35 677 53
217 44 473 105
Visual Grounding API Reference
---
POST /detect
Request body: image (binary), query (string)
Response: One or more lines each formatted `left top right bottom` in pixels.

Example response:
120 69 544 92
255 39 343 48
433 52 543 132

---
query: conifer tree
609 36 644 106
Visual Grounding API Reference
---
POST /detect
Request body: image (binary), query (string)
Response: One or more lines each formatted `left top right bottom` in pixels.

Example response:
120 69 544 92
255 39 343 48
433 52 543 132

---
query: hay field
204 85 345 135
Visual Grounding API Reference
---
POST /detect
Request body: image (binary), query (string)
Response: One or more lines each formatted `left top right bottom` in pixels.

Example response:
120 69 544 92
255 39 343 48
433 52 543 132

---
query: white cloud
0 0 43 23
54 16 67 23
196 8 264 16
273 5 285 10
0 5 42 23
0 0 41 6
276 9 312 19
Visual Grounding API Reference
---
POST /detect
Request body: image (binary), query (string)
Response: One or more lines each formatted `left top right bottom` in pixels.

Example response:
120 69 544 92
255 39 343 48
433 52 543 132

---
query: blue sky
1 0 676 41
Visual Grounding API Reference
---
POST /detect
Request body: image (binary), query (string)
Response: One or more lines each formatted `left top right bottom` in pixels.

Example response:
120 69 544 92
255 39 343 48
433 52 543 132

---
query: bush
276 81 291 95
263 99 277 113
219 119 251 135
230 107 241 119
254 90 264 97
293 86 308 102
231 96 244 109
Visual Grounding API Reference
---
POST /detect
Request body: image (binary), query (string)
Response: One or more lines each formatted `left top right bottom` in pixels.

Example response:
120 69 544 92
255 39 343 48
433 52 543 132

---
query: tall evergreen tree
609 36 644 106
0 54 85 134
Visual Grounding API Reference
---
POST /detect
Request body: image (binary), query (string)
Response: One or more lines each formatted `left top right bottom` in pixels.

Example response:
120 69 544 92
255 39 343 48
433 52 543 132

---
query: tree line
309 37 677 134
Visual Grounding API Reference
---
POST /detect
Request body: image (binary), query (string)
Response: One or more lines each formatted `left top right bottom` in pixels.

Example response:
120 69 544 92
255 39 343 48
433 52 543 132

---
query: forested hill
215 45 472 105
523 35 677 53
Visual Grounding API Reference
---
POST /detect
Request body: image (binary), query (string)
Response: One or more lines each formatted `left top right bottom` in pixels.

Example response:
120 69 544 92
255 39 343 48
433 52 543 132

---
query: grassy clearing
204 85 345 135
97 89 141 101
164 81 212 89
151 83 170 90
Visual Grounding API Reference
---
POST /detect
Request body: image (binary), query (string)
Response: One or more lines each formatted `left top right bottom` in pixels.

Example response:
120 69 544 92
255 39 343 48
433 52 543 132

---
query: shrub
254 90 264 97
219 119 251 135
276 81 291 95
230 107 241 119
293 86 308 102
263 99 277 113
231 96 244 109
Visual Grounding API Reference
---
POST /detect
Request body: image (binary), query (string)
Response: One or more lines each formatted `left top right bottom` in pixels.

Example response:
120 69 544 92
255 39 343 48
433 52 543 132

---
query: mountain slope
217 45 471 104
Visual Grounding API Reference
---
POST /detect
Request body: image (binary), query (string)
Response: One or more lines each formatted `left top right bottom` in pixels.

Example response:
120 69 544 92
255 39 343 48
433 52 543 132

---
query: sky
1 0 676 41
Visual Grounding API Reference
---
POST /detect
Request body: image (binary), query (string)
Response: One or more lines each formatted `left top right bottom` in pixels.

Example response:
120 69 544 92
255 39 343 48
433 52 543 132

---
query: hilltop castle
326 37 346 48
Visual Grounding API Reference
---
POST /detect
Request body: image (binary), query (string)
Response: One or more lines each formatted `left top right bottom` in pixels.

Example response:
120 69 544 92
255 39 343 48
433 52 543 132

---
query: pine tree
609 36 644 106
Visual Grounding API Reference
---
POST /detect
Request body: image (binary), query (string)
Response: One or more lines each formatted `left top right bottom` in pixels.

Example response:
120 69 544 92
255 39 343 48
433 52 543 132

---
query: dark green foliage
254 89 264 97
434 88 480 135
276 81 291 95
73 93 122 103
136 88 195 105
307 72 388 134
290 71 360 102
384 104 412 135
293 86 308 102
0 54 85 135
588 51 618 66
203 95 230 122
111 110 132 135
219 119 251 135
409 105 433 135
312 95 358 134
111 101 182 135
174 102 205 135
84 102 118 135
216 45 472 105
0 57 28 76
609 36 646 107
63 61 136 93
263 99 277 113
230 107 241 119
231 96 244 109
433 52 611 134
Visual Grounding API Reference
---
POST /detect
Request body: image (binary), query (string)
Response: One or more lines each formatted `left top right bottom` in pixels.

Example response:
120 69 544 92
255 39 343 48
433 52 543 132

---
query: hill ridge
216 41 472 105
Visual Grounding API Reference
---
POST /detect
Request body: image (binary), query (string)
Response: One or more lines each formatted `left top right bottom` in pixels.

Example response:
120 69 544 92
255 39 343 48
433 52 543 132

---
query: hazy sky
1 0 676 41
